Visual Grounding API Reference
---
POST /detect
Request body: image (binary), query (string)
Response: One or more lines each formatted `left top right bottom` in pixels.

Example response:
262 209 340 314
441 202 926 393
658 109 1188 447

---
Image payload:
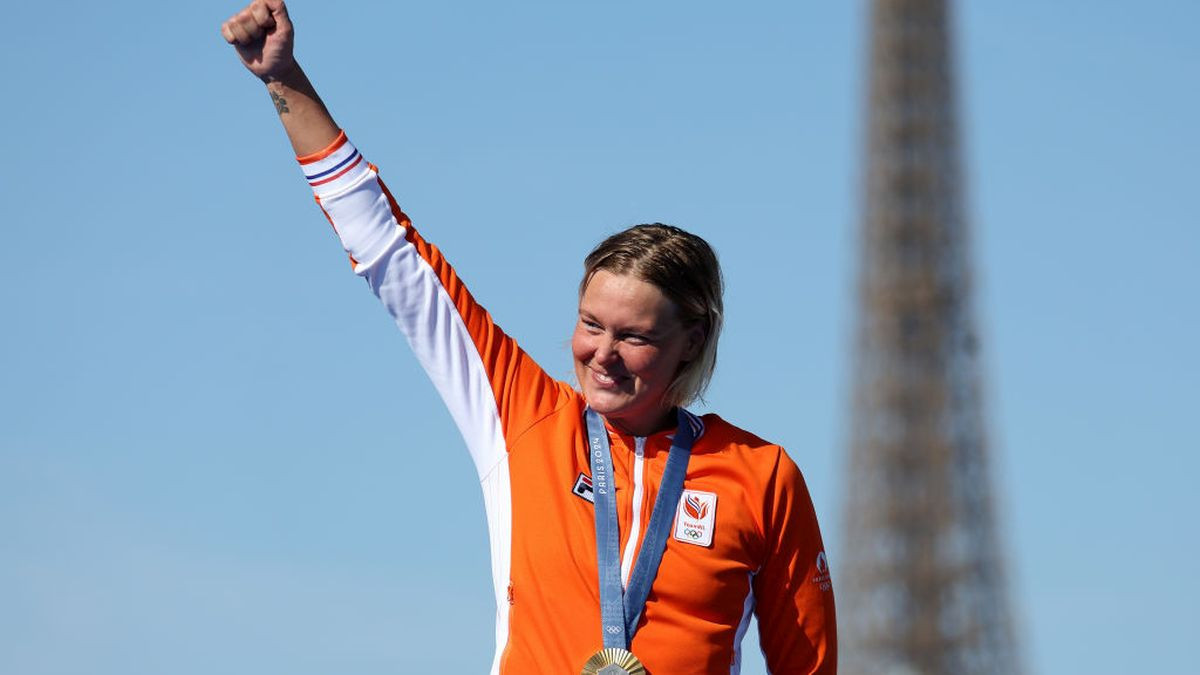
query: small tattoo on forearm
270 90 290 114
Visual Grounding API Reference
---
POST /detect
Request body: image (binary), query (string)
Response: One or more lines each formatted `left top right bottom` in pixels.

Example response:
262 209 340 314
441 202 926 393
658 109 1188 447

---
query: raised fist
221 0 295 81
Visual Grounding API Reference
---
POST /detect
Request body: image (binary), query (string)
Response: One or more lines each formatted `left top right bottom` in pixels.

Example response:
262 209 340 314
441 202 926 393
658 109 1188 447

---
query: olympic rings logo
683 528 703 539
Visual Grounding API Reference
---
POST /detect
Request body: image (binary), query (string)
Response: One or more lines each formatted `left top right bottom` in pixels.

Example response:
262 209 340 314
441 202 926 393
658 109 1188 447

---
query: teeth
594 372 615 384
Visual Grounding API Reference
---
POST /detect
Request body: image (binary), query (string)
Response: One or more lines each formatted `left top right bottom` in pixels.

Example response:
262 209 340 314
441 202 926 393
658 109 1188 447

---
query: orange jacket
299 132 836 674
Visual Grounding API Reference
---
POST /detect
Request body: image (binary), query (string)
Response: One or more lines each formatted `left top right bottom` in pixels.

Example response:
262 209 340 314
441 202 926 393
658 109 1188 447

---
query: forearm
262 62 340 157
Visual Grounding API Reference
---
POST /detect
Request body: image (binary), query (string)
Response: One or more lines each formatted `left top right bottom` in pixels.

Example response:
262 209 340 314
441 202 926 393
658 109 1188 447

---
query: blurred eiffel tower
838 0 1023 672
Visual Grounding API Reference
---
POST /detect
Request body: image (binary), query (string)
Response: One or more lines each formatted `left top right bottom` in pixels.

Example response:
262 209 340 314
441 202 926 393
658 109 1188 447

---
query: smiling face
572 270 704 437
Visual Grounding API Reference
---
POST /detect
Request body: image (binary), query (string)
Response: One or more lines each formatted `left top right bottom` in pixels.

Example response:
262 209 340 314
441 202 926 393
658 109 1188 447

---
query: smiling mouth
590 369 625 387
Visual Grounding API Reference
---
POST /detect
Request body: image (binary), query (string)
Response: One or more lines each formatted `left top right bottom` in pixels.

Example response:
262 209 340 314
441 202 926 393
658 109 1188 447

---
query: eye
621 333 651 346
580 318 603 334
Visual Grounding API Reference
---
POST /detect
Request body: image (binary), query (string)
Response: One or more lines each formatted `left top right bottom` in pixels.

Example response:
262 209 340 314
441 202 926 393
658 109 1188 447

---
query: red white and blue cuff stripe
297 132 370 198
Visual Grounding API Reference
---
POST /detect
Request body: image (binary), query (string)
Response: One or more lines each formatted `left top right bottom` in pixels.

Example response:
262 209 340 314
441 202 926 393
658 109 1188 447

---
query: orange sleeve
753 450 838 674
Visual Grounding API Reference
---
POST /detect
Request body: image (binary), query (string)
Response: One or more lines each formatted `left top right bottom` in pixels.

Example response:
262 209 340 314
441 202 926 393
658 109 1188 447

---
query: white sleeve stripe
482 462 514 675
365 232 510 479
317 171 405 273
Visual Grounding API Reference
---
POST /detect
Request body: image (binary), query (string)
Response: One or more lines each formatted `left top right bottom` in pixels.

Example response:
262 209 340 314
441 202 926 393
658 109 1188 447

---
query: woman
222 2 836 673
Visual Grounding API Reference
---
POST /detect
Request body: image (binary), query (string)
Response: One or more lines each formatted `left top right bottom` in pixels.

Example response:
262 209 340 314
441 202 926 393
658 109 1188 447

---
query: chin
587 393 669 433
583 389 630 415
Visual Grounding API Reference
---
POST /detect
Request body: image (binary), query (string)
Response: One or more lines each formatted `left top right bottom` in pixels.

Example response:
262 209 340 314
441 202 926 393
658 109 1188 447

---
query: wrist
261 58 302 86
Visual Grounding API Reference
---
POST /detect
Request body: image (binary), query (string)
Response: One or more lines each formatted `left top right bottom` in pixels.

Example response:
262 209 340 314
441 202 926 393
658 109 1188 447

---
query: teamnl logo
812 551 832 592
673 490 717 547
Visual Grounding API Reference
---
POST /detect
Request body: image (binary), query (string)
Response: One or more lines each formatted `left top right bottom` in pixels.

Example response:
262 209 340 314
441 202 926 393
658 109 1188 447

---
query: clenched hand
221 0 295 81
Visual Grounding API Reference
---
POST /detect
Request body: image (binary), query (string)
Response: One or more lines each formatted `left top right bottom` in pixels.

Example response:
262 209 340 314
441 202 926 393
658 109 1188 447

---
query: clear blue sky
2 1 1196 673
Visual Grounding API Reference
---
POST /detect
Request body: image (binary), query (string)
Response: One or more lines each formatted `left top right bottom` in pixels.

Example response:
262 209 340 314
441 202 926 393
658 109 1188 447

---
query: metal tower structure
838 0 1022 672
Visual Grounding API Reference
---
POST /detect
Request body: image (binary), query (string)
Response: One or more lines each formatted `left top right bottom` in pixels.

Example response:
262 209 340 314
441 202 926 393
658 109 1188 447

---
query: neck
607 407 678 437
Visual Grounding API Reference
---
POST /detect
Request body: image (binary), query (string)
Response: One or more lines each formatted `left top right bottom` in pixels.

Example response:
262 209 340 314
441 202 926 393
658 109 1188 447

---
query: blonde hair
580 223 724 407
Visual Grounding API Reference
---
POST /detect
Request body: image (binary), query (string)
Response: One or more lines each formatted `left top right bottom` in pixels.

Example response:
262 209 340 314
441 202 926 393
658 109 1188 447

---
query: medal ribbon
586 407 696 649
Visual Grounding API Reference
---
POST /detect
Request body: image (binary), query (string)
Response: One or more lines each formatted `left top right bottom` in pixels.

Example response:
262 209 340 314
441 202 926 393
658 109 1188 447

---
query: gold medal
579 647 647 675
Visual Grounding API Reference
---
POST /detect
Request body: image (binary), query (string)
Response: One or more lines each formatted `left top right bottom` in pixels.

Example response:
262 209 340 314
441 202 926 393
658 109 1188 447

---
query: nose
594 334 620 366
